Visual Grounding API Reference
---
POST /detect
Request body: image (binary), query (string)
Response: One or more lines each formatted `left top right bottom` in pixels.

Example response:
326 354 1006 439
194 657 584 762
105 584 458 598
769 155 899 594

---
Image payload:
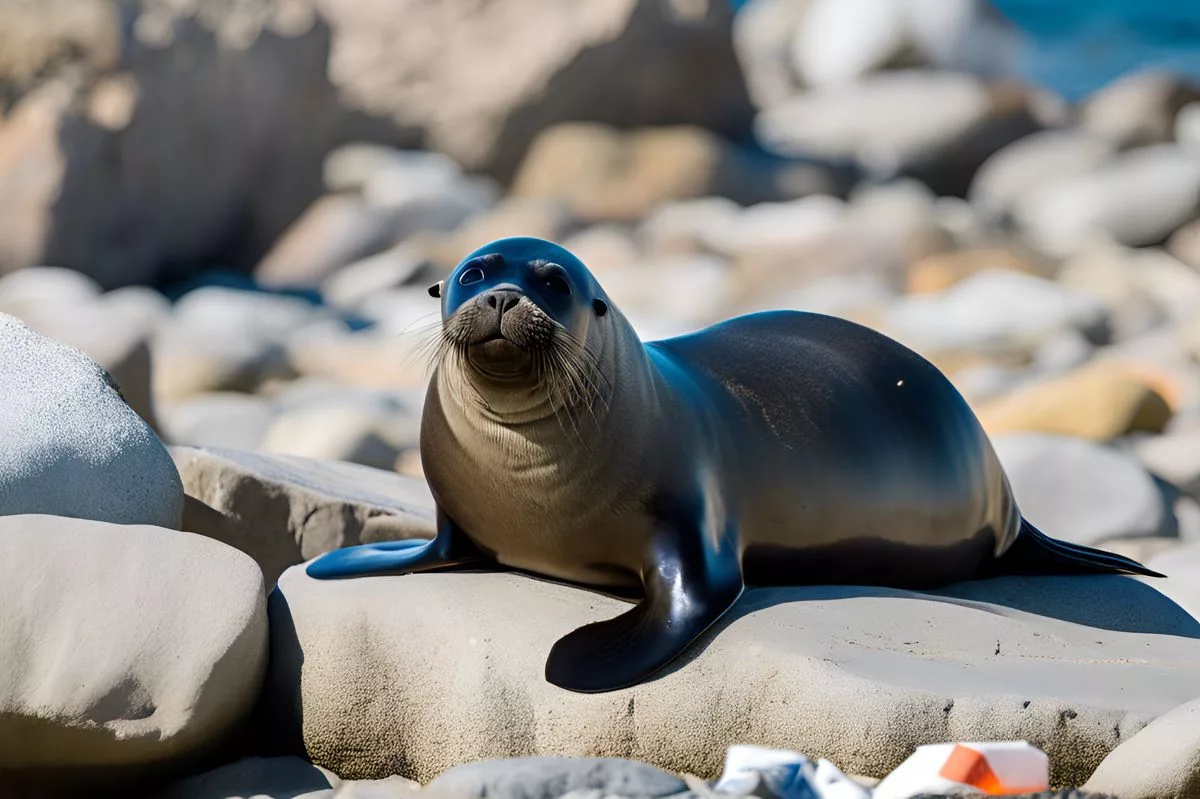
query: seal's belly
429 446 651 589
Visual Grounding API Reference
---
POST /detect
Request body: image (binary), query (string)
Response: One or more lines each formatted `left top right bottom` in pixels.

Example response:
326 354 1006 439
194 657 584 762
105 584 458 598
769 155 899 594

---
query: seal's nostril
487 295 497 309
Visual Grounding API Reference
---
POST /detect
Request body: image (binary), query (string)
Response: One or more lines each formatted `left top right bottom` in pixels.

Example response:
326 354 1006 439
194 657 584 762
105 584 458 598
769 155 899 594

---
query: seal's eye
459 267 485 286
534 262 571 295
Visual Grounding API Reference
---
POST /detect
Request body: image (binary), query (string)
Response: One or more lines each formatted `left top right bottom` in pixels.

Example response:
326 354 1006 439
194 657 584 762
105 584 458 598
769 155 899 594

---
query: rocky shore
2 0 1200 796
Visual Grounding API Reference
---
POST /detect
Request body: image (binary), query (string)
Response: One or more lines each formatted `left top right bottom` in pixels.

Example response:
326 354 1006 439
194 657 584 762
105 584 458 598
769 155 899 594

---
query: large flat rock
173 446 435 588
0 515 267 782
264 567 1200 788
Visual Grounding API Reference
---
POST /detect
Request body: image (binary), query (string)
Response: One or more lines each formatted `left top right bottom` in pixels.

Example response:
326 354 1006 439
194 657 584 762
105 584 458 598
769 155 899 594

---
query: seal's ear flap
428 281 443 299
593 298 608 317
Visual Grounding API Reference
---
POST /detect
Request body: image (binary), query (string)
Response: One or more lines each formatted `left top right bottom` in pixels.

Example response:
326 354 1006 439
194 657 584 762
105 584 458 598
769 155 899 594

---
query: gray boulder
0 312 182 528
424 757 688 799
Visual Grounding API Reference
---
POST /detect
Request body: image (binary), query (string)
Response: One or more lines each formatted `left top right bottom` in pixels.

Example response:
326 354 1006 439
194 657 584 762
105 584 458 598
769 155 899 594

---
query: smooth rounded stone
265 567 1200 787
172 446 434 588
706 195 846 258
1029 329 1095 375
791 0 1018 90
1166 216 1200 271
976 361 1173 443
0 515 266 775
1146 543 1200 620
993 434 1171 546
967 130 1117 223
314 0 754 181
748 271 898 325
882 270 1109 359
253 195 414 291
791 0 908 89
424 758 688 799
152 287 329 402
905 247 1046 294
1013 145 1200 257
638 197 743 257
0 312 183 528
511 123 824 224
159 392 278 451
949 361 1032 405
596 254 734 334
1079 69 1200 149
755 71 1040 194
1084 696 1200 799
259 399 418 473
0 265 102 315
447 197 577 260
559 226 640 277
1177 101 1200 151
732 0 811 109
1134 432 1200 499
320 242 433 315
284 326 432 392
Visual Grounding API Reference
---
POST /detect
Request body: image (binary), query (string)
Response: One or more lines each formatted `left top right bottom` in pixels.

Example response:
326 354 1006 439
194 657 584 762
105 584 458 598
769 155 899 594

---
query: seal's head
429 237 610 393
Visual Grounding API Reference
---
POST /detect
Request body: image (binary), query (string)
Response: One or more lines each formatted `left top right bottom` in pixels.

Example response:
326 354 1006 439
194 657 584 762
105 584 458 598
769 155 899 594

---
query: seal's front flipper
544 523 743 693
305 508 487 579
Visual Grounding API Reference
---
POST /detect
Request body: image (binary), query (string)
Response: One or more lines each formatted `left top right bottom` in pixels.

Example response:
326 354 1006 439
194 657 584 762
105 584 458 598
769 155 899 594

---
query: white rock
263 566 1200 786
882 270 1108 357
791 0 907 89
0 515 266 772
705 195 845 257
637 197 743 256
1146 543 1200 621
159 392 278 451
1134 432 1200 500
0 313 182 528
321 242 431 314
1177 101 1200 152
994 433 1171 546
968 130 1117 222
732 0 811 109
757 71 994 176
1014 144 1200 256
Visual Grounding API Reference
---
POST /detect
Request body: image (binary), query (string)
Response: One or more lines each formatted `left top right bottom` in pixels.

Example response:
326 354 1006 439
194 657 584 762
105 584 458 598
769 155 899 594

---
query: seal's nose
482 289 522 316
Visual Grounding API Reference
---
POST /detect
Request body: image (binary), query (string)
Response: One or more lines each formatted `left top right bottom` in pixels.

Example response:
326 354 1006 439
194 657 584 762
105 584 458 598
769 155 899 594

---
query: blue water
730 0 1200 100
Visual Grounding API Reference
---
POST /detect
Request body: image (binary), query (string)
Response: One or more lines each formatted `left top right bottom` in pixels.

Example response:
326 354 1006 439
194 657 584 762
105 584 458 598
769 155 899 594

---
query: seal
306 236 1163 693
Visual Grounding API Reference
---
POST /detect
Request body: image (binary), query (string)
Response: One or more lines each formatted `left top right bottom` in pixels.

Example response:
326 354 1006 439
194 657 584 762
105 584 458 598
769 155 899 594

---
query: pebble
993 433 1171 546
1079 68 1200 149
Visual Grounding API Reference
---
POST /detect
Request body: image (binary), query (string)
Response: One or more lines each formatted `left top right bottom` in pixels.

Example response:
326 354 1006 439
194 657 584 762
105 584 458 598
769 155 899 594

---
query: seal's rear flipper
993 518 1166 579
305 507 488 579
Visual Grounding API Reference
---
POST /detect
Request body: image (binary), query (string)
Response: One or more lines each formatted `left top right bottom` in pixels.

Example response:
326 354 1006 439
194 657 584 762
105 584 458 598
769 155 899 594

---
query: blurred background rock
3 0 1200 571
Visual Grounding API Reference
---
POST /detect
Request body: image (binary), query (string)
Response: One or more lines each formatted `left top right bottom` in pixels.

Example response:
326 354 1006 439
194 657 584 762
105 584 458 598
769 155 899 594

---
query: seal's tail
992 518 1166 578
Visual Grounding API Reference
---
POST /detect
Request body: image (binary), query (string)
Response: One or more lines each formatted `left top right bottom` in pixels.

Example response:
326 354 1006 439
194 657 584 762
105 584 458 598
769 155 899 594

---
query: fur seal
306 236 1163 693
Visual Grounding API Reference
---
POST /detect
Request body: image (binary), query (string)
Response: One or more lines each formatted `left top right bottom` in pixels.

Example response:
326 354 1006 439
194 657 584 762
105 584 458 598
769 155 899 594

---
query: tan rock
977 361 1174 441
264 567 1200 786
1079 68 1200 149
906 247 1048 295
0 515 266 778
1084 696 1200 799
512 123 829 223
173 446 434 588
